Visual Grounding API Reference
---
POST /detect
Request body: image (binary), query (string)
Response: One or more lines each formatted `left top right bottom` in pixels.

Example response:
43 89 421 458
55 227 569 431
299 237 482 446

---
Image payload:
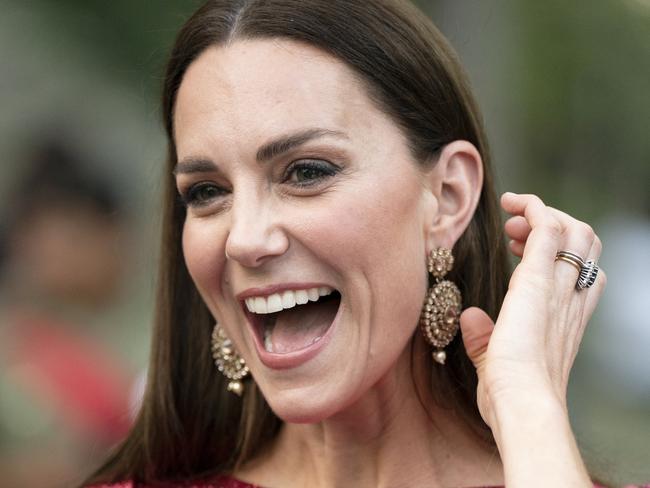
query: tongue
267 298 339 354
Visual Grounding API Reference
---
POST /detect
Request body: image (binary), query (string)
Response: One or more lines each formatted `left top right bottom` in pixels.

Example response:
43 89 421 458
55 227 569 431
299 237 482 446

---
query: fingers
505 215 532 242
508 239 526 257
460 307 495 372
559 230 606 376
505 216 531 257
501 192 562 280
494 192 606 402
501 193 602 294
547 208 597 294
502 191 605 376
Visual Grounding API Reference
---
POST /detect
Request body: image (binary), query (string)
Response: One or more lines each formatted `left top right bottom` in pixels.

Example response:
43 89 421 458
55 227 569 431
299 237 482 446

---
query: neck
237 344 503 488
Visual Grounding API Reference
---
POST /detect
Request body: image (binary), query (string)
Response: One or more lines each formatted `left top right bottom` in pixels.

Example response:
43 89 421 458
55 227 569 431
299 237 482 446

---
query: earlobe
424 140 483 252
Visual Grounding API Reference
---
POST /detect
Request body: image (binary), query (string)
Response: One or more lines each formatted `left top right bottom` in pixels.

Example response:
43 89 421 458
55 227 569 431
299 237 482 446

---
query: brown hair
86 0 512 484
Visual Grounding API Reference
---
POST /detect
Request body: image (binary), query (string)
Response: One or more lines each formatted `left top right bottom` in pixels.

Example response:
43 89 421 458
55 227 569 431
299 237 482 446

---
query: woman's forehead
173 39 385 157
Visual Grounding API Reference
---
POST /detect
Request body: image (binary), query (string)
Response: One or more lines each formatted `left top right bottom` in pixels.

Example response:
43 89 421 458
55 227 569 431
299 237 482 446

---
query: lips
239 284 342 369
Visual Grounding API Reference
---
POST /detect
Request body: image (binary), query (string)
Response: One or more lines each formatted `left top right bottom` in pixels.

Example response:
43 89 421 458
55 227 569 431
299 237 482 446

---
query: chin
254 373 346 423
258 373 367 425
267 396 342 424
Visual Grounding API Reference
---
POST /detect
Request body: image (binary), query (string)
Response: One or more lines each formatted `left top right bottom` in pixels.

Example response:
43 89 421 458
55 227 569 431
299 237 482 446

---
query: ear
422 140 483 253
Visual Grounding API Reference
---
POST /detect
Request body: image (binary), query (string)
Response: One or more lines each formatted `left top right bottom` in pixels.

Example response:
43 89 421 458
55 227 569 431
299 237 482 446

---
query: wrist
489 393 591 487
490 391 567 444
481 365 568 430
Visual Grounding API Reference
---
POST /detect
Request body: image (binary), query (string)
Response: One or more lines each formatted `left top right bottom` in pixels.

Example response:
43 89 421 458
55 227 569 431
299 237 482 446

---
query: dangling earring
419 248 462 365
211 323 250 396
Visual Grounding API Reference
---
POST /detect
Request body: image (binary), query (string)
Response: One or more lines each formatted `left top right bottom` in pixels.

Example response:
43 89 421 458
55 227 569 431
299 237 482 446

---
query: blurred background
0 1 647 487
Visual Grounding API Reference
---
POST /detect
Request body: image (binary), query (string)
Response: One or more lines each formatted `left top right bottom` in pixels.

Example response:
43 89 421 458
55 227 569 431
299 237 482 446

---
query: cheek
299 176 427 331
314 177 425 276
182 220 227 306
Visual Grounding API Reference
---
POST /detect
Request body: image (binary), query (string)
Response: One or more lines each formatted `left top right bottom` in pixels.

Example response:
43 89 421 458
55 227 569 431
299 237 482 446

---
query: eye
180 182 228 207
285 160 339 186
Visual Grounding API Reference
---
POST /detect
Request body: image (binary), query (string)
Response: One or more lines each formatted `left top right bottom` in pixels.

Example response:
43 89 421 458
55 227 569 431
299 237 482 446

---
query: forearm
491 394 592 488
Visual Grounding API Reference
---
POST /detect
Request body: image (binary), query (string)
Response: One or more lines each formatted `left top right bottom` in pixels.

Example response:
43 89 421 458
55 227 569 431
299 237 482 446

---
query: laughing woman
85 1 617 487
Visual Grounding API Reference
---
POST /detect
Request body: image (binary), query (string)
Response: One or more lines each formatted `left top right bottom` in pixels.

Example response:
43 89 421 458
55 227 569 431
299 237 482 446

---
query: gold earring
419 248 462 365
211 323 250 396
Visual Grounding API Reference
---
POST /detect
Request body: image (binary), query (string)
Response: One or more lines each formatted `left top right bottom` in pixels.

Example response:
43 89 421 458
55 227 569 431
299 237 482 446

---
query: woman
86 1 619 486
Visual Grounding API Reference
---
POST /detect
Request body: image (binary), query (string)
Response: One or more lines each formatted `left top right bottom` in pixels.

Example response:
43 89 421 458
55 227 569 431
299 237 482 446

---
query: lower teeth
264 325 274 353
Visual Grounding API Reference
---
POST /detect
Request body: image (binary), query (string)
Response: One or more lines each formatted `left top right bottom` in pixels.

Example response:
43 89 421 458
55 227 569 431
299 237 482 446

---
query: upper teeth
245 286 334 314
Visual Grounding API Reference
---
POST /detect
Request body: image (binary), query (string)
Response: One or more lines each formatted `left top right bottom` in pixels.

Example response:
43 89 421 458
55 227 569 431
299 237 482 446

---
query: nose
224 193 289 268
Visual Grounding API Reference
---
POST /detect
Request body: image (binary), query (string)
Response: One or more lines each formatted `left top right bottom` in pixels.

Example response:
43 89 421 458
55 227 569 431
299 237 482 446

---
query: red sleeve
88 483 134 488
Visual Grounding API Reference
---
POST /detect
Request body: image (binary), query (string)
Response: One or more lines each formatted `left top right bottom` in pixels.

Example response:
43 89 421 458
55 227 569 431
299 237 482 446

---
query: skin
174 40 605 488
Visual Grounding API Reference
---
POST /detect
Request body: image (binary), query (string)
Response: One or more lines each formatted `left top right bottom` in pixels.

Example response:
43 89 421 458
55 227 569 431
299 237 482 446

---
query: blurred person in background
0 138 137 487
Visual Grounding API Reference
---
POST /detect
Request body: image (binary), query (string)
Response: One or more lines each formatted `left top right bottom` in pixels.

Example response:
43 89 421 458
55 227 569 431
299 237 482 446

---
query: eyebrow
255 128 348 162
172 157 216 176
173 127 349 175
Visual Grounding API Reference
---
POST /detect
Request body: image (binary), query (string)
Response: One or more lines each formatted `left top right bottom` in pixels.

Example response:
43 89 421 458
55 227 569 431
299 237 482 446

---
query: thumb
460 307 495 371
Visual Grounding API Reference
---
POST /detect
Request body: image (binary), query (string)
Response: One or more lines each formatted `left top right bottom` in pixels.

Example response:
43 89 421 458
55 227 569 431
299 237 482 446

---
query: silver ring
576 259 599 289
555 251 598 290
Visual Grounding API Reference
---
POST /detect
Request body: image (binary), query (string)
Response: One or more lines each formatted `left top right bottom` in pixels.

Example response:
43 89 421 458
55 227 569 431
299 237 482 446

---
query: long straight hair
87 0 512 484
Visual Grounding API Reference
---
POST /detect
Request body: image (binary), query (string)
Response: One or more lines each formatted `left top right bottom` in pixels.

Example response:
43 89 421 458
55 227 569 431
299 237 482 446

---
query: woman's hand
459 192 607 429
458 192 607 487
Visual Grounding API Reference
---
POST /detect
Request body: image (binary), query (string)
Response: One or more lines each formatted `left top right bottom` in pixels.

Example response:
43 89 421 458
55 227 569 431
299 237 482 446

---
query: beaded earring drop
211 324 250 395
419 248 462 365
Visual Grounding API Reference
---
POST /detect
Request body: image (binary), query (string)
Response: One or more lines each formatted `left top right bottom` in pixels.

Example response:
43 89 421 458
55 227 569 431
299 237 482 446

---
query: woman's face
174 39 437 422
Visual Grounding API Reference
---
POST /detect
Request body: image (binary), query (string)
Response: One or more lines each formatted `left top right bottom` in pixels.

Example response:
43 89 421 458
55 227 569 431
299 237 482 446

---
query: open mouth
243 287 342 355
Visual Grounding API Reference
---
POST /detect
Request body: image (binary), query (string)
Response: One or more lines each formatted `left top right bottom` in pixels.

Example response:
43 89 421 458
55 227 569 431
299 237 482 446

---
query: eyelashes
179 182 228 208
284 159 339 186
178 159 341 209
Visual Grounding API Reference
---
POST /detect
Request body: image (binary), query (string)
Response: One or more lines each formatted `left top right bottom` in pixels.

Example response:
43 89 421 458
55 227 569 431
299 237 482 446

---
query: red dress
90 478 256 488
93 476 643 487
